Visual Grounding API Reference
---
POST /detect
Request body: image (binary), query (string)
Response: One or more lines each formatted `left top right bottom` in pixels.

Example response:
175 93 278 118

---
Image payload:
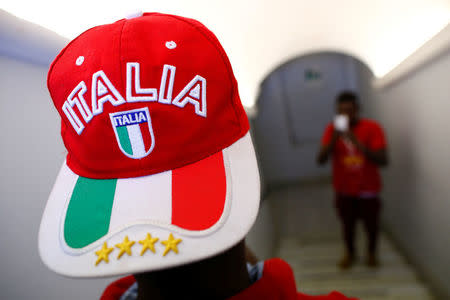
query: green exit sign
304 68 322 81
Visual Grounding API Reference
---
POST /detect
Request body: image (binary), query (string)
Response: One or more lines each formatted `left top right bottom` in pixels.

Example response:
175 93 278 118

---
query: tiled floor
270 182 435 300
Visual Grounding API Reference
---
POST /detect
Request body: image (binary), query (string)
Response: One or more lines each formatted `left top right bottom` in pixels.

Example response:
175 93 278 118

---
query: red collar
100 258 356 300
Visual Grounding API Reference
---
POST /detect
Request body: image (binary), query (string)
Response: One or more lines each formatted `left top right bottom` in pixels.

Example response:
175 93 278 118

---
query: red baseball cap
38 12 260 277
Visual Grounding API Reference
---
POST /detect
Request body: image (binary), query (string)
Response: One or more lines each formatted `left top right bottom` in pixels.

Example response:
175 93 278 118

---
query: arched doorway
252 52 375 189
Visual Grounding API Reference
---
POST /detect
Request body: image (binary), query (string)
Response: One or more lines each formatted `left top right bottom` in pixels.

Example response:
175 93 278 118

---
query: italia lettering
112 111 148 127
63 63 207 135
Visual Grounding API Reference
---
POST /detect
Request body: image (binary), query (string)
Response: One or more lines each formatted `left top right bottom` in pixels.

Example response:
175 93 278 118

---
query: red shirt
321 119 387 196
100 258 357 300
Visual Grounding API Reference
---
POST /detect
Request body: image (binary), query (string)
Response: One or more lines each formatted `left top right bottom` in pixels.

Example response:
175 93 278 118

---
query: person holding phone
317 91 388 269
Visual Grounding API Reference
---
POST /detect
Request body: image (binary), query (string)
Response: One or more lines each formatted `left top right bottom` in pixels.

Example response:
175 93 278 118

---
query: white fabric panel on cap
109 170 172 231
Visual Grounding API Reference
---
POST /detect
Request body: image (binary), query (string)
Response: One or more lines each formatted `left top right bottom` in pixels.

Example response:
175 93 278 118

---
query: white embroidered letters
68 82 92 123
91 71 126 115
62 82 92 134
158 65 176 104
172 75 207 118
62 63 207 135
62 102 85 135
127 63 158 102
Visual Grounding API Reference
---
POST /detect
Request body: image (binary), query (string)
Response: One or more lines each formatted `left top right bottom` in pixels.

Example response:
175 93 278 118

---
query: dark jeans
335 194 381 257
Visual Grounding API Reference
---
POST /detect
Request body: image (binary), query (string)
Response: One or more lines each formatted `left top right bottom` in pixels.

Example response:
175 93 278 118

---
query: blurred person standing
317 91 388 269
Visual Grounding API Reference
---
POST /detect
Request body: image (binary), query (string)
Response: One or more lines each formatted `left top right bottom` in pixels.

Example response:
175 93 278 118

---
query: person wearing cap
317 91 388 269
39 12 356 300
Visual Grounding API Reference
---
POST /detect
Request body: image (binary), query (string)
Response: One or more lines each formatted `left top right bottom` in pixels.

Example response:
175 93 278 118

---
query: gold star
161 233 182 256
139 233 159 256
115 236 135 259
95 242 114 266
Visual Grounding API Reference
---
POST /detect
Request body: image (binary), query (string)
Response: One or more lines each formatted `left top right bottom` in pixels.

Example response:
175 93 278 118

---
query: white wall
3 1 450 108
246 199 277 260
0 9 68 67
368 49 450 299
0 56 114 300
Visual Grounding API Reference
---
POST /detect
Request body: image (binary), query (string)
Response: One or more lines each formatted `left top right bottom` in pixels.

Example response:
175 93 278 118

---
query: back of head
336 90 359 109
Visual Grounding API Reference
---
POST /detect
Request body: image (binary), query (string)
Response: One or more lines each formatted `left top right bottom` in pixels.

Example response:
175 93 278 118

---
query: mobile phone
334 114 349 132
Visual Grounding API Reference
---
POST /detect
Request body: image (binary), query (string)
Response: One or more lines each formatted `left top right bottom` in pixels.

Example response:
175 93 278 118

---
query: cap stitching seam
161 14 242 128
118 20 127 106
47 26 101 133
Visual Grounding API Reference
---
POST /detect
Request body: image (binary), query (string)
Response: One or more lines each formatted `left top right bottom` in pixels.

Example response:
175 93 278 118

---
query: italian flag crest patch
109 107 155 159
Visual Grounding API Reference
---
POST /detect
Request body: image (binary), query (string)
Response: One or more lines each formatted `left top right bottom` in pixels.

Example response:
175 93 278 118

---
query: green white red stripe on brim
38 132 259 278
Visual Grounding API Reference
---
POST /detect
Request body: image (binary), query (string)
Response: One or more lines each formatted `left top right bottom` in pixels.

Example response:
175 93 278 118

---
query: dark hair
336 91 359 108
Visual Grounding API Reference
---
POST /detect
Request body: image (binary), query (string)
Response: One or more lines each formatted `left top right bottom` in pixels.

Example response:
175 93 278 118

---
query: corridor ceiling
2 0 449 107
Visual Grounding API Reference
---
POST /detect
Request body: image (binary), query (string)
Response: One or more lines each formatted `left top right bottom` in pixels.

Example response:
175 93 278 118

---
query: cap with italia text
38 12 260 278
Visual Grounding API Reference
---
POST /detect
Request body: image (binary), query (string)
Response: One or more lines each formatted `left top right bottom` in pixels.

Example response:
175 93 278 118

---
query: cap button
125 10 143 19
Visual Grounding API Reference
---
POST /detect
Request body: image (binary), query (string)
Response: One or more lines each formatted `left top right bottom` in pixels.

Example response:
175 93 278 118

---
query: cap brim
38 132 259 277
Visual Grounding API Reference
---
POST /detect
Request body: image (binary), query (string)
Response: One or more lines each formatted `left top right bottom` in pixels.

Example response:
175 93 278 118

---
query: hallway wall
0 56 114 300
368 49 450 299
